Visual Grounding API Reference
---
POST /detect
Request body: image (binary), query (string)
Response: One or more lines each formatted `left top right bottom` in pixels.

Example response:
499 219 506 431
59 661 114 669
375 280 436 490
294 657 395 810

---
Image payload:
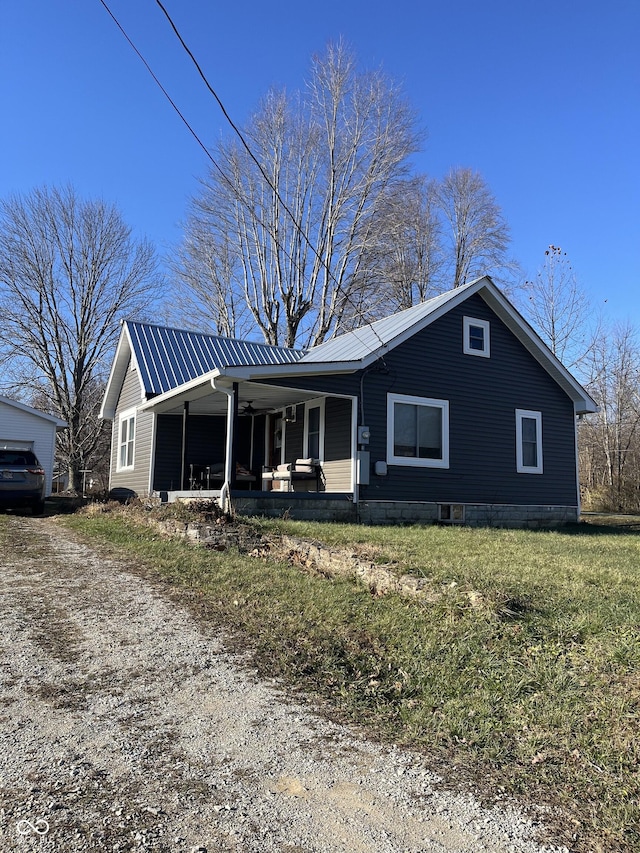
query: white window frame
303 398 325 462
463 316 490 358
116 407 136 472
387 393 449 469
516 409 543 474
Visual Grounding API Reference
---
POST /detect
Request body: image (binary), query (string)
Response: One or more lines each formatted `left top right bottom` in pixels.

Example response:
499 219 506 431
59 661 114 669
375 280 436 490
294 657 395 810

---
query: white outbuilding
0 396 68 497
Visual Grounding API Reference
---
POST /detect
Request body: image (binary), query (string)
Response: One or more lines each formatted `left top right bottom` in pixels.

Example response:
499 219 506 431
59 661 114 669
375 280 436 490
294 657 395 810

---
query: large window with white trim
387 393 449 468
117 409 136 471
516 409 543 474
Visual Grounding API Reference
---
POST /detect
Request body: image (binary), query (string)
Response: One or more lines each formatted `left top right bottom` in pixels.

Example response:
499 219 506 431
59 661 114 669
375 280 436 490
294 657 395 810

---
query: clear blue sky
1 0 638 325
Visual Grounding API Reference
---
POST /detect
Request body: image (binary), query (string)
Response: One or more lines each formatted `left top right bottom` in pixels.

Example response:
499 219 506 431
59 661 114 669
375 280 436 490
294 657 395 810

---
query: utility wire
98 0 233 191
98 0 385 353
153 0 387 352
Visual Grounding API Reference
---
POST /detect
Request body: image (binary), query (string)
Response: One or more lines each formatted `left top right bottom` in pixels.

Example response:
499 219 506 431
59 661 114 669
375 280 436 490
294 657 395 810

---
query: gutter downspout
212 378 235 514
575 409 582 520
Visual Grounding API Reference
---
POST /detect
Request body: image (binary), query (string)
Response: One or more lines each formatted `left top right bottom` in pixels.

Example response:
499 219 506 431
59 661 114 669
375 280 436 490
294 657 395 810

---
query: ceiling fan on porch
241 401 271 416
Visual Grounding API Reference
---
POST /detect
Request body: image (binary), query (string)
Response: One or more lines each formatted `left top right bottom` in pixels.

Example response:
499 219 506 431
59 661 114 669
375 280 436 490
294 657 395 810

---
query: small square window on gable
463 316 490 358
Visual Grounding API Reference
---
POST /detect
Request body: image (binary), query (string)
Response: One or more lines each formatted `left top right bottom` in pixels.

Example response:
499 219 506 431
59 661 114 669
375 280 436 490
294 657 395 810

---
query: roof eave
0 395 68 427
478 285 598 413
137 369 224 413
136 359 361 414
99 322 145 420
225 360 361 380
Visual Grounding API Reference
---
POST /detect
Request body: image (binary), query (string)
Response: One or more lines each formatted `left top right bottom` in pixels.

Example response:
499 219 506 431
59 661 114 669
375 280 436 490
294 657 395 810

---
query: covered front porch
139 374 359 511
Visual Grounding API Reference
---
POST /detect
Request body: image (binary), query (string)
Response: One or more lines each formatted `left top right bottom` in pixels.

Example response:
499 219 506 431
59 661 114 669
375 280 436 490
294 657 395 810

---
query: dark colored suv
0 450 46 515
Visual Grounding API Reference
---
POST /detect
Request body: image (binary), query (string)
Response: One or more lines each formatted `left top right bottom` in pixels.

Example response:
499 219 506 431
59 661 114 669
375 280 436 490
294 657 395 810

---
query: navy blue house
100 277 596 526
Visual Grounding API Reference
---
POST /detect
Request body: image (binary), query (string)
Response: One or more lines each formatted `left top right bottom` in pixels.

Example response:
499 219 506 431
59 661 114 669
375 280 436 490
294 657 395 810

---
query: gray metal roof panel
299 284 476 363
126 322 302 395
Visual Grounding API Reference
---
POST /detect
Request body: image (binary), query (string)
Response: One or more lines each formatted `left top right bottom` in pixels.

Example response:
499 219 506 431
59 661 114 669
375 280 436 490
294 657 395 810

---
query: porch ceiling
145 381 323 416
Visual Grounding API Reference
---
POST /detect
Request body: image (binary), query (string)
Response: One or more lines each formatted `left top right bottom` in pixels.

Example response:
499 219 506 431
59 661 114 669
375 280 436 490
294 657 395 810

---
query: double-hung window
516 409 543 474
387 393 449 468
117 409 136 471
463 316 490 357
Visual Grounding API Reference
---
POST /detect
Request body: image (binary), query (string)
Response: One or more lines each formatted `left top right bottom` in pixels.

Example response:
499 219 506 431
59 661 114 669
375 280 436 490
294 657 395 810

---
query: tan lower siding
322 459 352 492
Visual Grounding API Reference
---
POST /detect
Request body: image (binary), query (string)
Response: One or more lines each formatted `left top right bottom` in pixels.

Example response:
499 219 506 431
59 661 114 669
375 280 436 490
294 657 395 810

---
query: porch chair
261 458 321 492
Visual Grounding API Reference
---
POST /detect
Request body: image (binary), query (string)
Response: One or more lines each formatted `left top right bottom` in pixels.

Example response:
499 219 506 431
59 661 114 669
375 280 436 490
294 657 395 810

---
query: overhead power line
98 0 385 352
97 0 227 186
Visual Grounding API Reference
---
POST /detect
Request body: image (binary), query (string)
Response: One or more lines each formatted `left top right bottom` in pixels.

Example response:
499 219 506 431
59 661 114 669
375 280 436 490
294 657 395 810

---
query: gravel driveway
0 514 567 852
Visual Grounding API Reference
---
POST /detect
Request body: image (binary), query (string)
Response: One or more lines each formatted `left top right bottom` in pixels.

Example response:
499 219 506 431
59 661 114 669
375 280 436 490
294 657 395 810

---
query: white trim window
304 398 325 461
387 393 449 468
516 409 543 474
117 408 136 471
463 316 490 357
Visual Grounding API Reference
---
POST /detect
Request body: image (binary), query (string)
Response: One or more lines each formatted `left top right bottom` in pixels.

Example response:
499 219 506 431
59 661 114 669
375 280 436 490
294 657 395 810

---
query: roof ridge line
124 319 303 353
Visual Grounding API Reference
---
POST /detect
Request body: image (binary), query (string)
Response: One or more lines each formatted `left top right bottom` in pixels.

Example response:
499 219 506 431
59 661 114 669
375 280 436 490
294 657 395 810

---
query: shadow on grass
4 496 88 517
563 512 640 536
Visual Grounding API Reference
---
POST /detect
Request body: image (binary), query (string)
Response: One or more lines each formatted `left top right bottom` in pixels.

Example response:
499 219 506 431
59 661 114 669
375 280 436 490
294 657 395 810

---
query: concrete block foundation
357 501 578 528
229 493 578 528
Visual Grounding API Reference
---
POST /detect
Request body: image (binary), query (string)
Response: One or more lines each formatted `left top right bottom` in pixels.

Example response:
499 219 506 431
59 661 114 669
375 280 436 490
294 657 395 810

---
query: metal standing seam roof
112 276 596 417
126 322 303 396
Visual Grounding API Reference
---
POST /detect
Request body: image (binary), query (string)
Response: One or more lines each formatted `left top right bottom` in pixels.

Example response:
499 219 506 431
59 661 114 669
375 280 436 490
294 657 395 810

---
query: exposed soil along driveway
0 515 566 853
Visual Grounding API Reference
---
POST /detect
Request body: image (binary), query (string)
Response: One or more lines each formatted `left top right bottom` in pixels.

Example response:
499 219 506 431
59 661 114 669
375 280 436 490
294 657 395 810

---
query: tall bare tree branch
521 245 599 375
0 185 161 490
174 41 422 348
434 167 514 289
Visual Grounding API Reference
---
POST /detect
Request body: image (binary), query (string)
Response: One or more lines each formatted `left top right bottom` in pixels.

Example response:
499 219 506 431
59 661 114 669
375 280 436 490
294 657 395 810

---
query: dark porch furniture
188 463 256 490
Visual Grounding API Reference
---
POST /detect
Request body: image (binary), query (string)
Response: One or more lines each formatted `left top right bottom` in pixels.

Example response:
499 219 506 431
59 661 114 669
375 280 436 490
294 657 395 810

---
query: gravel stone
0 515 569 852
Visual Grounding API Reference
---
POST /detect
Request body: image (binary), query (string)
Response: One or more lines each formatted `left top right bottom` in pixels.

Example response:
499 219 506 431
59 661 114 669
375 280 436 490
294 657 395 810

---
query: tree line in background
0 42 637 510
525 246 640 513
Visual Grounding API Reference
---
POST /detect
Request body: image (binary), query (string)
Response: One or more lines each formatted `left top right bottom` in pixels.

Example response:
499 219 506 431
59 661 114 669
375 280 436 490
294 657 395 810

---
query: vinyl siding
279 399 352 492
153 415 183 491
153 414 227 491
260 293 579 506
152 413 258 491
109 361 153 496
359 293 578 506
323 397 353 491
283 406 304 461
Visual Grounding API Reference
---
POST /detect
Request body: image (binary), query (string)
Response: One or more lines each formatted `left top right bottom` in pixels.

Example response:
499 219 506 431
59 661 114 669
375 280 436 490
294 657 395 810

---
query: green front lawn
57 508 640 852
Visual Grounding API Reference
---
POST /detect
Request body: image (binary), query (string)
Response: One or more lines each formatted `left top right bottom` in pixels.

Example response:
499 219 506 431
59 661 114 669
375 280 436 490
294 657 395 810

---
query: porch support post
230 382 239 488
351 395 359 504
212 378 237 514
180 401 189 489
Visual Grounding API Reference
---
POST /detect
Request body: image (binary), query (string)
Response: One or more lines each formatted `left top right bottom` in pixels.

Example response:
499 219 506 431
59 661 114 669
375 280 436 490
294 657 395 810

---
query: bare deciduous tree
434 167 513 289
177 41 422 347
359 176 444 314
171 221 252 339
521 245 597 375
0 185 161 491
580 322 640 511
